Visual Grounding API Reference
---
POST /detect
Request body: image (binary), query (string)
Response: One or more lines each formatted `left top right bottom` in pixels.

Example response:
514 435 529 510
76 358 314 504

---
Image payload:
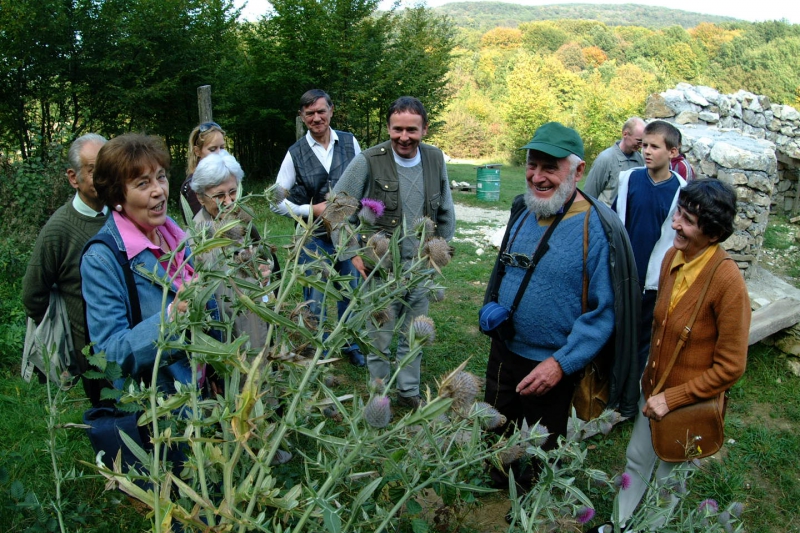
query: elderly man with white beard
480 122 640 493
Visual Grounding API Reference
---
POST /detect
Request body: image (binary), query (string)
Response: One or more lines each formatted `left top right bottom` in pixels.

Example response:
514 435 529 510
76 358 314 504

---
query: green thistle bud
470 401 507 430
364 395 391 428
410 315 436 345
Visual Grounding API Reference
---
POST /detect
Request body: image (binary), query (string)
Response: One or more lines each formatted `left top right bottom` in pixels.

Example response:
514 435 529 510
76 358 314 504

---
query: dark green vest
363 141 444 236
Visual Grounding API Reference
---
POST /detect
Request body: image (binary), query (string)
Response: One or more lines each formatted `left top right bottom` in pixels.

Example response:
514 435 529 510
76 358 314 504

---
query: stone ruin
647 84 800 356
646 83 800 278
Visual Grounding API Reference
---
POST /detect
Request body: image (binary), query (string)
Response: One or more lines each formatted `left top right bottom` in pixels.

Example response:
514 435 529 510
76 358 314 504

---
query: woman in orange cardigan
589 179 750 533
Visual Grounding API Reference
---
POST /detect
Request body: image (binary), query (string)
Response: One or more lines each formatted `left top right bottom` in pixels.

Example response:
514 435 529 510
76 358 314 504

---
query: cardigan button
656 339 660 346
384 185 389 189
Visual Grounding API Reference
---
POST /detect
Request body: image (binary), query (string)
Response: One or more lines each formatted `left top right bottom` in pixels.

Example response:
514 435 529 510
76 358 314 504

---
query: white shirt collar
305 128 338 149
73 193 108 217
392 148 421 168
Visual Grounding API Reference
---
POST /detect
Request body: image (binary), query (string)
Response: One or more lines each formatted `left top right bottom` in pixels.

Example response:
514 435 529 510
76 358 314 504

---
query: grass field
1 164 799 531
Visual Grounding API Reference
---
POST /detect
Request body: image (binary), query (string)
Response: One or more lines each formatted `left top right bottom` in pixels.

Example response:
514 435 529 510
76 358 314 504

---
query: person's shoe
348 348 366 367
397 395 426 410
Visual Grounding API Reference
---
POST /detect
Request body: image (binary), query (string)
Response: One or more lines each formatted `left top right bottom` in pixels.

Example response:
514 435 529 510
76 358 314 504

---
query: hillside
434 2 740 31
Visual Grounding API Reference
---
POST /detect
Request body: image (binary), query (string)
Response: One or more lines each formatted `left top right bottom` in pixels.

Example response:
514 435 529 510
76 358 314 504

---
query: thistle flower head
367 232 390 258
470 402 507 430
358 198 385 225
364 395 392 428
413 216 435 238
576 506 595 524
498 443 526 466
410 315 436 345
322 192 359 226
698 499 719 513
423 237 452 269
528 422 550 447
369 377 386 395
727 502 744 518
718 511 731 525
439 370 482 412
614 472 632 490
273 185 289 204
371 307 394 327
429 288 445 302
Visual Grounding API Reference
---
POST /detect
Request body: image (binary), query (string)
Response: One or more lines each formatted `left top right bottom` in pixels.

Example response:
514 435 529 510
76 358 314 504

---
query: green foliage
435 2 738 33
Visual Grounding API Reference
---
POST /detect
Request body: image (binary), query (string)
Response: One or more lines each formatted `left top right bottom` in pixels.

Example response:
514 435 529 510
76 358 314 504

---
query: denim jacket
81 216 196 391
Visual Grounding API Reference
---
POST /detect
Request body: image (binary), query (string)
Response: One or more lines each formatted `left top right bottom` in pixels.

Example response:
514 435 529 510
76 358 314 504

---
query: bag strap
506 190 578 316
651 254 728 396
82 233 142 327
582 206 591 314
80 232 143 407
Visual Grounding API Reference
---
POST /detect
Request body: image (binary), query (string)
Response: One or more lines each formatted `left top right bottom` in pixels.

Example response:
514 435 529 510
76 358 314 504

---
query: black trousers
484 338 577 490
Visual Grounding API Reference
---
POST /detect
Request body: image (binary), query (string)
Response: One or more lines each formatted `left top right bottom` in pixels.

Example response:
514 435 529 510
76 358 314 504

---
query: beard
524 177 576 218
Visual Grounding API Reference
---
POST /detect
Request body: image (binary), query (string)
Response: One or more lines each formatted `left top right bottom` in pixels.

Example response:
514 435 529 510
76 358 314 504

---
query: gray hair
68 133 107 171
190 150 244 194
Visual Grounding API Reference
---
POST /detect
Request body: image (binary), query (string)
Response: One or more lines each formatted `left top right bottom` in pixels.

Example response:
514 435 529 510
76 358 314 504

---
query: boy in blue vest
614 121 687 376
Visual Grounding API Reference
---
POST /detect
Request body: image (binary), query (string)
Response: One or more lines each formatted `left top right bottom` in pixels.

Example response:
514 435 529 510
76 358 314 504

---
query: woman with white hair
191 151 276 352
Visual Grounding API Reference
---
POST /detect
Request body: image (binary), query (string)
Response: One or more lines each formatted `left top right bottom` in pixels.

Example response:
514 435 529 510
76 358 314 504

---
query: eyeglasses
198 122 221 133
499 252 534 269
204 188 238 203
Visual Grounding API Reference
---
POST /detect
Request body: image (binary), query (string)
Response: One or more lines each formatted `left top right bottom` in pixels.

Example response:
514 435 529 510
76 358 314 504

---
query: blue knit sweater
497 202 615 375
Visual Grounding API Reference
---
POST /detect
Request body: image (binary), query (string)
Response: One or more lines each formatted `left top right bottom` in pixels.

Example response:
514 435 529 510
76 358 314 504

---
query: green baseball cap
519 122 584 160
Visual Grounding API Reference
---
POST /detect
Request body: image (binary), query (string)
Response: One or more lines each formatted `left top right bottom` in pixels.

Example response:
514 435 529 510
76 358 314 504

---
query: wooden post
197 85 213 123
296 116 305 141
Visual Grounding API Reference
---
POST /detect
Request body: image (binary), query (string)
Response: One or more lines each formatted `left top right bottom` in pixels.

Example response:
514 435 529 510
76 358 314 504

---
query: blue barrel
476 164 501 201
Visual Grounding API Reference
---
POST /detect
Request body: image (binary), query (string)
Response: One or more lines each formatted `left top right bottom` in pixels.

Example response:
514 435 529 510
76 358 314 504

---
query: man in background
22 133 108 394
584 117 645 206
271 89 365 366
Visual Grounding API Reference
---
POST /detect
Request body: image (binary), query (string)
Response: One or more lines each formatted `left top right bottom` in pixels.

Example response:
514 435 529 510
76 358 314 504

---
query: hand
351 255 367 278
312 201 327 218
169 283 189 320
257 262 272 285
516 357 563 396
643 392 670 421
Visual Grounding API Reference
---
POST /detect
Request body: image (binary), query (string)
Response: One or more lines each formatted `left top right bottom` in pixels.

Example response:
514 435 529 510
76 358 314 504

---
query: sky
235 0 800 24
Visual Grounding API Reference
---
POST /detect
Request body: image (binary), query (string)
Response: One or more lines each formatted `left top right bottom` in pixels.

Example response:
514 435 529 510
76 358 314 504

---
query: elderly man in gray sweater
332 96 455 409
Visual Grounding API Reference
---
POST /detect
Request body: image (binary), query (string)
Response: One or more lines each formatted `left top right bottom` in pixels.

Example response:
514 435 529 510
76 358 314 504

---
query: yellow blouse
668 244 720 314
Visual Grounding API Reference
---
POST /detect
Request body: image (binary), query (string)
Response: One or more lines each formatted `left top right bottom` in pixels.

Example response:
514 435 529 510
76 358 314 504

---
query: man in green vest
333 96 455 409
22 133 108 392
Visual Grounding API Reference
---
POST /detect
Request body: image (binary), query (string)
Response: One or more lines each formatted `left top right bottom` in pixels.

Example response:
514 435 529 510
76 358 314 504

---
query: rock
709 142 774 172
676 111 699 124
699 111 720 123
646 93 674 118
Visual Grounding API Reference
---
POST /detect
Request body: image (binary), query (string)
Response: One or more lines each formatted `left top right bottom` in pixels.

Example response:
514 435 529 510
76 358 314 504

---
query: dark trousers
484 339 576 489
637 290 658 377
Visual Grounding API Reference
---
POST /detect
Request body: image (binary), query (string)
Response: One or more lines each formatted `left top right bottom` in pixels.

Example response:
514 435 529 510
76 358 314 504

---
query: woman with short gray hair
191 151 277 354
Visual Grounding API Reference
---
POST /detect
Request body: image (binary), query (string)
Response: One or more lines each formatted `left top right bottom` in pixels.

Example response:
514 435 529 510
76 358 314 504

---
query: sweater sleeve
332 154 370 199
663 261 751 410
583 150 611 199
22 221 63 323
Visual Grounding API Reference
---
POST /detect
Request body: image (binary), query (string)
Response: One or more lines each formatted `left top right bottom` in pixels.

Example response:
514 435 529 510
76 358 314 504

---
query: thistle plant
78 187 524 533
64 188 748 533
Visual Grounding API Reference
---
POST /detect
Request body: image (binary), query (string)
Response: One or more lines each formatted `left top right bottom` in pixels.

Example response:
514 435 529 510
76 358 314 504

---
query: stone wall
645 83 800 277
647 83 800 214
